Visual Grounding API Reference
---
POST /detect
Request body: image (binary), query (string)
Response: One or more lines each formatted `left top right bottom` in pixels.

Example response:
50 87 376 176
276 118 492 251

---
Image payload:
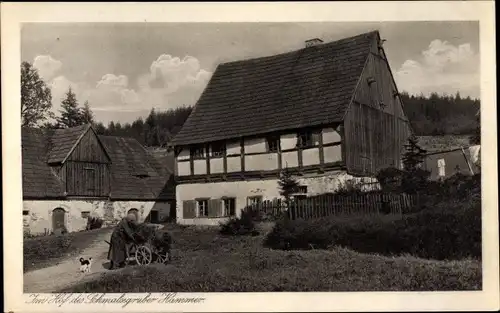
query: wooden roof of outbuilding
173 31 379 146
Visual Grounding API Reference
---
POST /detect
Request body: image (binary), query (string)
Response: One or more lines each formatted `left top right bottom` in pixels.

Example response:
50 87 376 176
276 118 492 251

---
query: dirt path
24 230 113 293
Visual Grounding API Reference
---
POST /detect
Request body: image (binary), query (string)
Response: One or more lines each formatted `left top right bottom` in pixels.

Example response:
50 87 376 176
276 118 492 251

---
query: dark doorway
150 210 159 223
52 208 66 234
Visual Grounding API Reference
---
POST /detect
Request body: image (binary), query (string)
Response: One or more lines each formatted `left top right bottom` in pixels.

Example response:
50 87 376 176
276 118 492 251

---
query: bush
264 198 481 260
86 216 104 230
219 210 259 236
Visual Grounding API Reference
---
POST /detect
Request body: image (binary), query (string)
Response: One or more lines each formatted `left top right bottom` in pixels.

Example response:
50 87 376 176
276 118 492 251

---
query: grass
60 224 482 292
23 227 112 273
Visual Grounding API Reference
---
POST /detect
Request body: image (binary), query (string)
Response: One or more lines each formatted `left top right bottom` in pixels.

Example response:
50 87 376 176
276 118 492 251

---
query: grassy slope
60 225 481 292
24 227 112 273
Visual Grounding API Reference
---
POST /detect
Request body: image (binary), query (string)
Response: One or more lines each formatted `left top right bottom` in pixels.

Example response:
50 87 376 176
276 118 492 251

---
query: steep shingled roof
22 127 174 200
98 136 175 200
22 128 65 198
172 31 378 146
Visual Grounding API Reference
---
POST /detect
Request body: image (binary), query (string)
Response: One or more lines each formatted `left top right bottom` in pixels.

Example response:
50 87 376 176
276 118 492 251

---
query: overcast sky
21 21 480 125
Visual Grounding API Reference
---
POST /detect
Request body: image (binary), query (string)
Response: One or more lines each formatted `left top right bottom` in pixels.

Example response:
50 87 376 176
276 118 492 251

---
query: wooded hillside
94 92 479 146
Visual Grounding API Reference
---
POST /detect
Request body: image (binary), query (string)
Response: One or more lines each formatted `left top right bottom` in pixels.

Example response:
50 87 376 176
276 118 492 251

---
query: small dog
79 257 92 273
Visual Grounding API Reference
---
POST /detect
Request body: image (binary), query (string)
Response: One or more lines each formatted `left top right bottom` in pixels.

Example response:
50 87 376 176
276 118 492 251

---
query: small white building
22 124 176 235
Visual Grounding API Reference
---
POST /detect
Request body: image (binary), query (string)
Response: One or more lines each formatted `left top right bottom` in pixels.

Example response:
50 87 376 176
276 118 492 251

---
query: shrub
219 210 259 236
264 198 481 260
86 216 104 230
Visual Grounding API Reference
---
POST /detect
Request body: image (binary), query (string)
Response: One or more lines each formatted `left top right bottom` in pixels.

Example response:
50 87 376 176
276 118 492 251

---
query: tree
56 87 85 128
81 101 95 124
278 166 300 208
401 135 430 193
21 61 54 127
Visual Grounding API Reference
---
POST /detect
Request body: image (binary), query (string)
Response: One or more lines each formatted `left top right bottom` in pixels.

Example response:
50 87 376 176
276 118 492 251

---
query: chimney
305 38 323 48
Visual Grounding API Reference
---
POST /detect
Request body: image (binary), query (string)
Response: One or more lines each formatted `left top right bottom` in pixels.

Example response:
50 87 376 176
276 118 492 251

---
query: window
197 199 209 217
81 211 91 218
247 196 263 208
23 210 29 216
297 185 308 194
266 136 280 152
190 146 205 159
223 198 236 217
297 130 319 148
437 158 446 177
211 142 226 158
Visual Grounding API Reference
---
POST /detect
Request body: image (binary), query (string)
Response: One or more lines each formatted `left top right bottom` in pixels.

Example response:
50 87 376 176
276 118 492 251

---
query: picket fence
246 192 417 221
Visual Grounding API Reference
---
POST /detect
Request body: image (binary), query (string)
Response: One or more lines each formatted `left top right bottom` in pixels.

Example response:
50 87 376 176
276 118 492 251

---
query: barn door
127 208 139 221
52 208 66 234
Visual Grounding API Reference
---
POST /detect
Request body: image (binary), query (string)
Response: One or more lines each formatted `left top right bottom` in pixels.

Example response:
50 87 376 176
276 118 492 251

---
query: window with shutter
182 200 197 219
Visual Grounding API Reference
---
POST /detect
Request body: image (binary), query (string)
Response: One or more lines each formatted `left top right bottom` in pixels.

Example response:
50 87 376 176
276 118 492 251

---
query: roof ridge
217 30 378 68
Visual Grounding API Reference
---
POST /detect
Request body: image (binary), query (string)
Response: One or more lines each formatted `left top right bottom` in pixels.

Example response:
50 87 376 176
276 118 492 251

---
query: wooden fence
246 192 417 221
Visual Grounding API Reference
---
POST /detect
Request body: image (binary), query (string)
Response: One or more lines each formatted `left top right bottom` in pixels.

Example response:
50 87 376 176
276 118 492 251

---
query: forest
92 92 480 146
21 61 480 148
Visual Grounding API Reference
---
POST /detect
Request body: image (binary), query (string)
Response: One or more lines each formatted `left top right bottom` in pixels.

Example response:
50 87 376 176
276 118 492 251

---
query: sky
21 21 480 125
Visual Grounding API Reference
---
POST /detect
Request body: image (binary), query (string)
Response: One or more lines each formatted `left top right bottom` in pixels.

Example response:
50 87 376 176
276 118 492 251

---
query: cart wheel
135 245 153 265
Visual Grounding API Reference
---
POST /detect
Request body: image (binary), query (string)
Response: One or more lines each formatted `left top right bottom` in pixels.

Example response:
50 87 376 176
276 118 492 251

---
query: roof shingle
172 31 377 146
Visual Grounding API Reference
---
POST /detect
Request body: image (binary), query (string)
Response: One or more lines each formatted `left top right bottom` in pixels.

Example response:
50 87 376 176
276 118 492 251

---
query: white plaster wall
281 133 297 150
324 145 343 163
245 153 279 171
177 161 191 176
227 156 241 172
244 138 267 154
176 170 378 225
282 151 299 168
226 141 241 155
193 159 207 175
323 128 341 144
302 148 320 166
23 200 171 235
210 158 224 174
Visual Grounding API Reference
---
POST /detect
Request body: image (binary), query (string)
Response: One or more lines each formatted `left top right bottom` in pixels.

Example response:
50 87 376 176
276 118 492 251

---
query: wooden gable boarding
61 126 111 197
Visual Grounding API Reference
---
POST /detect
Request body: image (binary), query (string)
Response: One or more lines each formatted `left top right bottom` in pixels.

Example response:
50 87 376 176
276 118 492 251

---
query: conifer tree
56 87 85 128
278 165 300 208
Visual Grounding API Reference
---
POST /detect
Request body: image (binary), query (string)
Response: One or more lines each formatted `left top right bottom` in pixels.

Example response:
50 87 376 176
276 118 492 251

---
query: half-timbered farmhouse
22 124 176 235
172 30 412 225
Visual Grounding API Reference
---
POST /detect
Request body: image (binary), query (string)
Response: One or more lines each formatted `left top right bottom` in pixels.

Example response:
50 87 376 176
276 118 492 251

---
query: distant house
171 30 412 225
22 124 176 235
422 146 480 181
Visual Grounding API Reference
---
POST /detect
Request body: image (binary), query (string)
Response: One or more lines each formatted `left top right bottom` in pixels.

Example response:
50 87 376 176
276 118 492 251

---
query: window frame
196 198 209 217
222 197 237 217
247 195 263 208
297 130 319 149
190 146 206 160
